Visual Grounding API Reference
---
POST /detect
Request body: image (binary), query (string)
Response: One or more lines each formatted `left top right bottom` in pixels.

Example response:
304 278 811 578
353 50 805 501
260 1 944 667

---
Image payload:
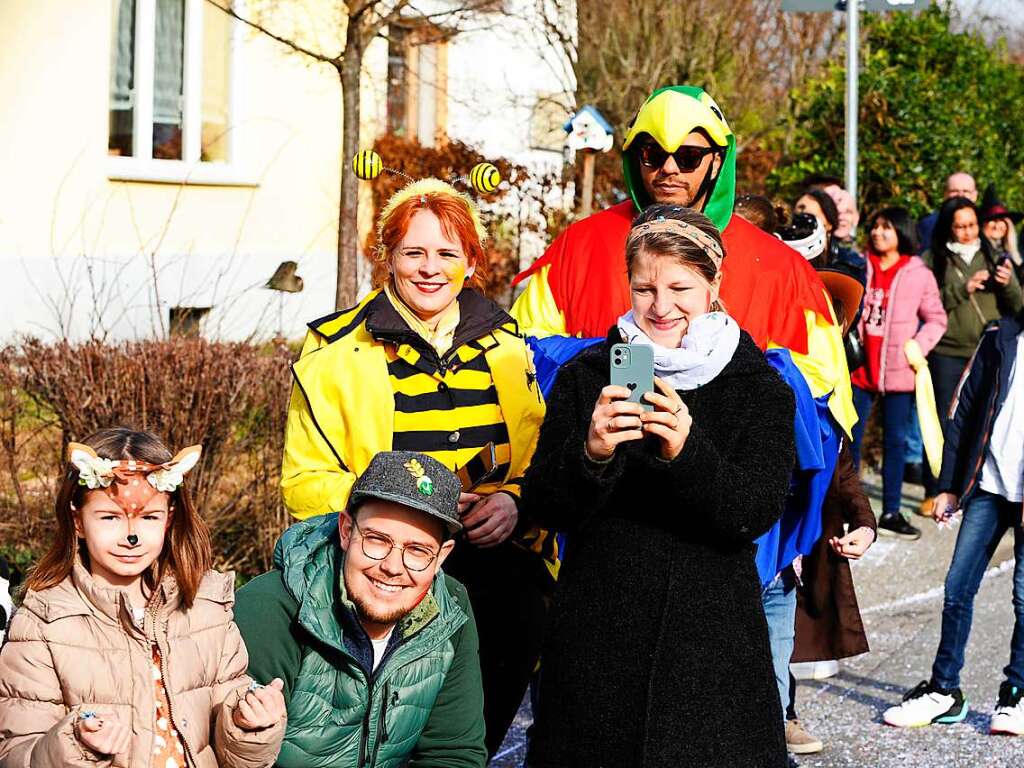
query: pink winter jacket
856 255 947 393
0 564 284 768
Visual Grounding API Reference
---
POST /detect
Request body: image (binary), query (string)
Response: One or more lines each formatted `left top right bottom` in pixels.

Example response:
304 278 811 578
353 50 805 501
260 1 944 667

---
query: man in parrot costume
514 85 854 437
513 87 857 745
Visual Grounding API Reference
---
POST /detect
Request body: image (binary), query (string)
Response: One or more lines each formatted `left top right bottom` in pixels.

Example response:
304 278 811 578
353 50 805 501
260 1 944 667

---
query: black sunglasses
637 143 721 172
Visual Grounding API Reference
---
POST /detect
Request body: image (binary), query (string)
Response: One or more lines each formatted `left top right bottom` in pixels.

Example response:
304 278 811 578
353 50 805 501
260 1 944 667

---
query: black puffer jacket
522 329 795 768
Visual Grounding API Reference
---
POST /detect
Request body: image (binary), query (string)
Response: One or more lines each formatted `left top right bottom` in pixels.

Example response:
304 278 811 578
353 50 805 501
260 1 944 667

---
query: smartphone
456 442 502 491
610 343 655 412
984 255 1010 292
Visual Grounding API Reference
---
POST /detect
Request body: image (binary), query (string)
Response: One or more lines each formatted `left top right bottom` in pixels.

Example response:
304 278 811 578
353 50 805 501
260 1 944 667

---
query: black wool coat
522 329 795 768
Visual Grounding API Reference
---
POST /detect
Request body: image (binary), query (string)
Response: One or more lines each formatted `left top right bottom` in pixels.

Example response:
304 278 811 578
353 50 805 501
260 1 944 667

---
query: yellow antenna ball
353 150 383 180
470 162 501 194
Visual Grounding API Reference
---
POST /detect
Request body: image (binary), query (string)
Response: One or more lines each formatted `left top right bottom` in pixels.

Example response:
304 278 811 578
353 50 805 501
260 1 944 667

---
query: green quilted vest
273 515 469 768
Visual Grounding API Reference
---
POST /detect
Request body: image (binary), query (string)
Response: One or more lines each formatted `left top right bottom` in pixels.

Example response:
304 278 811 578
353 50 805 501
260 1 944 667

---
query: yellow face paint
444 261 469 286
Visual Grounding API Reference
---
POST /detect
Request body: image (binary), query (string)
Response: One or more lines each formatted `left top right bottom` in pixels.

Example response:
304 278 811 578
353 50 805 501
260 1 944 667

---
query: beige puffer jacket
0 564 284 768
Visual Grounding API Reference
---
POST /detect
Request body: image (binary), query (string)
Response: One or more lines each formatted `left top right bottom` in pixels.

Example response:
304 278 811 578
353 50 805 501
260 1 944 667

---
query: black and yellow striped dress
386 336 524 497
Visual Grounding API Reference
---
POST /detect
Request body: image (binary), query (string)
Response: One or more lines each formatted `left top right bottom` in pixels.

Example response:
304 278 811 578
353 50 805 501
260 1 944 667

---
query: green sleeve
923 250 971 311
997 269 1023 313
942 276 971 310
408 579 487 768
235 571 304 703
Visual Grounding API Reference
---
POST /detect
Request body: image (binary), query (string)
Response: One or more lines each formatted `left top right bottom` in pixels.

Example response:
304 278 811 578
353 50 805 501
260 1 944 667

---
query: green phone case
610 343 655 412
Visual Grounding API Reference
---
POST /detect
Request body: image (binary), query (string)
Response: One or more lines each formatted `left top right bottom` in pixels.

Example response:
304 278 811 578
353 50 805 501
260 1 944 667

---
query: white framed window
386 26 448 148
107 0 253 185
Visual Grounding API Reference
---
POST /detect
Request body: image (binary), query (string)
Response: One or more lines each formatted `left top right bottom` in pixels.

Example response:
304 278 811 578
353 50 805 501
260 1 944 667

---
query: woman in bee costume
281 161 552 756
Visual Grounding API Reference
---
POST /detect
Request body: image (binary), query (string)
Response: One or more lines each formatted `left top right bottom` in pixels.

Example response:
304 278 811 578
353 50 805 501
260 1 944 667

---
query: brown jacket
792 446 877 663
0 564 284 768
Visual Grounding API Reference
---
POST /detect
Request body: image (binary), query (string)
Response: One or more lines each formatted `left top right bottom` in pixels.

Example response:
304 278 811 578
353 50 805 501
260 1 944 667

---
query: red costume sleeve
720 216 832 355
512 205 831 349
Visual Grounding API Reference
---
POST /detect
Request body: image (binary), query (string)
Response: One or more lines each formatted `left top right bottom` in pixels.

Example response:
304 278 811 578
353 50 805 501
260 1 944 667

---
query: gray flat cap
349 451 462 533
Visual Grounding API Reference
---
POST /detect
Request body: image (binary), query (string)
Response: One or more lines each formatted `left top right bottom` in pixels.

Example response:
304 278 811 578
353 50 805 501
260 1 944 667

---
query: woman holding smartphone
521 204 796 768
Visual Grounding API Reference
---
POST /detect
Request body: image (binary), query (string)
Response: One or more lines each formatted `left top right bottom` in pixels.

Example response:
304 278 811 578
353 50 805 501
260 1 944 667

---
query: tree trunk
336 38 363 311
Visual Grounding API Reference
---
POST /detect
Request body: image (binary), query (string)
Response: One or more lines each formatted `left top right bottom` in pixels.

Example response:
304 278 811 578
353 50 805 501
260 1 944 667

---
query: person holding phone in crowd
922 197 1022 506
980 184 1024 284
279 177 549 755
520 204 796 768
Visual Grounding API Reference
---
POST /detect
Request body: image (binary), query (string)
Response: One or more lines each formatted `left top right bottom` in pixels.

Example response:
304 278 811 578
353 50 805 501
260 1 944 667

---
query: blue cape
755 348 838 586
526 338 838 588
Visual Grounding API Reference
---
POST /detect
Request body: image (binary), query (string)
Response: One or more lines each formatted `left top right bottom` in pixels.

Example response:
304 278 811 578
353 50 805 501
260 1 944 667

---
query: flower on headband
74 455 116 490
147 467 185 493
146 445 202 493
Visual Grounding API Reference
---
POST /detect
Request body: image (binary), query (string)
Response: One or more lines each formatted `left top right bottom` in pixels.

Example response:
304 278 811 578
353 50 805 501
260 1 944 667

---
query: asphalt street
490 473 1022 767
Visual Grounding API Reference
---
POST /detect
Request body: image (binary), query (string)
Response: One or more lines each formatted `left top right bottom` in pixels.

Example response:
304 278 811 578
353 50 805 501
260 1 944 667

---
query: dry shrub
0 339 295 581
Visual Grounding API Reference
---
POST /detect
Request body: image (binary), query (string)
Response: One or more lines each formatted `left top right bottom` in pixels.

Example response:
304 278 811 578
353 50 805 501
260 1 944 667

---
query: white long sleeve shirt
980 332 1024 503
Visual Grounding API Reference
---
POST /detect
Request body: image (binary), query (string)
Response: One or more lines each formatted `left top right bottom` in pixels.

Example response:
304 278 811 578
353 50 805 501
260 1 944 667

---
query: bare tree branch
204 0 342 65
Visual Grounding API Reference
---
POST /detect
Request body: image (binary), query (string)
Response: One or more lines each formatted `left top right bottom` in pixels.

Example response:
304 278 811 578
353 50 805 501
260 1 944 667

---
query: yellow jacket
282 289 546 520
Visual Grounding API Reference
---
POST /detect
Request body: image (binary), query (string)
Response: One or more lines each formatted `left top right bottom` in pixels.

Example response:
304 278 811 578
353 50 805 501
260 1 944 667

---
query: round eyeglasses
352 521 439 572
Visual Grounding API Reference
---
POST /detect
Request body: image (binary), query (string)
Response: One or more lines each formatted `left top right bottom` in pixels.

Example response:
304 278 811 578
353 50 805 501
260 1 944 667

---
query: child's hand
74 713 131 756
828 526 875 560
232 679 286 731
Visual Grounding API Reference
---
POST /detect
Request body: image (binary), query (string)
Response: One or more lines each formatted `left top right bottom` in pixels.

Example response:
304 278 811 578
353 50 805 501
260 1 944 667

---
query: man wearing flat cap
236 451 486 768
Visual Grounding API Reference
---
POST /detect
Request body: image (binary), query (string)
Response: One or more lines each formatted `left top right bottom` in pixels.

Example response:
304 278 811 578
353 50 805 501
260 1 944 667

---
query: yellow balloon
353 150 383 180
470 162 501 194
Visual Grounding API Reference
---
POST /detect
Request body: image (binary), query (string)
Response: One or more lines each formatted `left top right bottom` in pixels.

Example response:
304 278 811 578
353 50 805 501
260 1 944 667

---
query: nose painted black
127 534 139 546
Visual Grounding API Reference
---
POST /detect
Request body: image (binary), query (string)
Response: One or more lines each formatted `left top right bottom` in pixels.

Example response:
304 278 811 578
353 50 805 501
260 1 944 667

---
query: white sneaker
883 680 968 727
788 660 839 680
991 682 1024 735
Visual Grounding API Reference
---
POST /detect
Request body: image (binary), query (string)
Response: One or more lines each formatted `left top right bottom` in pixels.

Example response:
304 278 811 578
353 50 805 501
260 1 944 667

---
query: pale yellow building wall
0 0 353 339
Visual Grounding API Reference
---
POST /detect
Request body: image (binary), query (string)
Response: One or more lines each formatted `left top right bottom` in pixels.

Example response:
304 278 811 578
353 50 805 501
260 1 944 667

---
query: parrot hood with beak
621 85 737 231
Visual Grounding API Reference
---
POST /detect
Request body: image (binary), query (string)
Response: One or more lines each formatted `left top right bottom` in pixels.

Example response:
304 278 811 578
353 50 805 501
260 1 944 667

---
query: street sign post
782 0 931 204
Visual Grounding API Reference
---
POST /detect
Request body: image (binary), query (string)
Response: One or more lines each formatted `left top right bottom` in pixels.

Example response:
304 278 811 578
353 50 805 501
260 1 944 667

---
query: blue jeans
850 387 914 516
762 571 797 720
905 402 923 464
931 491 1024 690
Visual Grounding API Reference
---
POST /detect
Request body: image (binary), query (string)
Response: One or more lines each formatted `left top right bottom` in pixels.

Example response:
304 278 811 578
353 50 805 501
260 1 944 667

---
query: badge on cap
404 459 434 497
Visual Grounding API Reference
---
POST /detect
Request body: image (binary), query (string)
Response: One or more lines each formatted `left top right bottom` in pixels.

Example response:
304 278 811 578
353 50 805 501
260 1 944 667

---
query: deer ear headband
67 443 202 516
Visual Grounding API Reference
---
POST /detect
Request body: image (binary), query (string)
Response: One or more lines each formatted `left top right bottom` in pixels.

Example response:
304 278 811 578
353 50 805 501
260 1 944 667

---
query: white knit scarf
616 310 740 391
947 239 981 268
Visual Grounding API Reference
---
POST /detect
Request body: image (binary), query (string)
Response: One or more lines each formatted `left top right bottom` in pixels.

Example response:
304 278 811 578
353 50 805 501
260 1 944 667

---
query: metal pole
846 0 858 203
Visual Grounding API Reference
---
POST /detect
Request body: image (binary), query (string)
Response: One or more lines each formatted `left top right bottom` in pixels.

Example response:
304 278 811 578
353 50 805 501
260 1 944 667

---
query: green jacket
235 514 486 768
923 247 1023 358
